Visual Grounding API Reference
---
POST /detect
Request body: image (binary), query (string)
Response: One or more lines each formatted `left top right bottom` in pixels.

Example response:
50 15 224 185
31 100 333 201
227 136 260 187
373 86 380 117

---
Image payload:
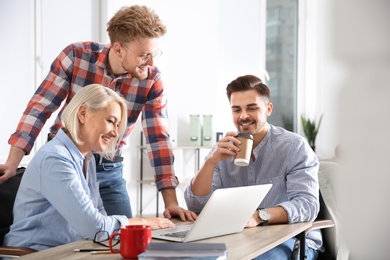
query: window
266 0 298 132
266 25 280 38
267 6 282 23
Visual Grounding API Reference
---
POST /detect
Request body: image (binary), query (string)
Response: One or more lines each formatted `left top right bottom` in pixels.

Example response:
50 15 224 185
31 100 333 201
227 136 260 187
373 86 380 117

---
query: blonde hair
61 84 127 160
107 5 167 44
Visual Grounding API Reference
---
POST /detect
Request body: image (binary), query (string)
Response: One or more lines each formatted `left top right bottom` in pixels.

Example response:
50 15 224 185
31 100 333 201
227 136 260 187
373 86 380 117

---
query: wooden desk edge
20 222 312 260
240 222 312 260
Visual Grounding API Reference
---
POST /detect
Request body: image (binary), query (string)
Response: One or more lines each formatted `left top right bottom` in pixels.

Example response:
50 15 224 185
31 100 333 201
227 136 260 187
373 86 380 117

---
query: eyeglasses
93 230 120 247
122 44 163 64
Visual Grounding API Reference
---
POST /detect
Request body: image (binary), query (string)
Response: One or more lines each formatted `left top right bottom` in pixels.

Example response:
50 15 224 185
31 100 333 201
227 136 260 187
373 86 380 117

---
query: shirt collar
55 128 90 162
95 43 111 69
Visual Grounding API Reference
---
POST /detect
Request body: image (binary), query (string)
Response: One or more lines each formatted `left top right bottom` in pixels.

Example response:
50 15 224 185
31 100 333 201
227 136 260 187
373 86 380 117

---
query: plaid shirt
9 41 178 190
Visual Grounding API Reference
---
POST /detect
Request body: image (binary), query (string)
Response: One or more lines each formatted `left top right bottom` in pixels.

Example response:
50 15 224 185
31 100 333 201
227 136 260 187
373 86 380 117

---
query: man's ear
266 102 273 116
112 41 124 58
78 104 88 124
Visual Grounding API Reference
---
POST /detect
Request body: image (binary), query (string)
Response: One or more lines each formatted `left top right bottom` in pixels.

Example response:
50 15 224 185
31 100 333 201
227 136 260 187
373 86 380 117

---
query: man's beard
128 67 148 80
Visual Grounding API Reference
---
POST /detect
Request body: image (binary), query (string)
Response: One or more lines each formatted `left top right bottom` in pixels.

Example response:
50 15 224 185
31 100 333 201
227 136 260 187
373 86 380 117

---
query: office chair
294 161 340 260
316 161 341 259
0 167 36 258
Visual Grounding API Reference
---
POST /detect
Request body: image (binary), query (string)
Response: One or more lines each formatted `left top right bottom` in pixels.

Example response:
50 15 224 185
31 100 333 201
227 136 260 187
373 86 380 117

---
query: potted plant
301 114 323 152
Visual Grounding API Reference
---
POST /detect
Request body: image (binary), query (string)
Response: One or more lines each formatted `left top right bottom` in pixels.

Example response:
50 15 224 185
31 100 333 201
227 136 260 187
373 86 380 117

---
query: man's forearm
160 188 179 208
266 206 289 225
0 146 26 183
190 158 216 196
6 146 25 169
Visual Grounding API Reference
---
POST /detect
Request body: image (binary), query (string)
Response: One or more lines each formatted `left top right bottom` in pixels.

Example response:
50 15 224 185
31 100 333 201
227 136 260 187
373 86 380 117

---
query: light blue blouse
4 129 128 251
184 124 323 250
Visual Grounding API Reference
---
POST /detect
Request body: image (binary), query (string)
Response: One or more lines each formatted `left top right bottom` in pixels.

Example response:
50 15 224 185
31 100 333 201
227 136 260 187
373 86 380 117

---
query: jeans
254 238 319 260
96 161 132 218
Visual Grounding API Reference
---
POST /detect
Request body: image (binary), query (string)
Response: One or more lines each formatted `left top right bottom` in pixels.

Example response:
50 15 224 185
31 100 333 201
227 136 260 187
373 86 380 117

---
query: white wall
297 0 344 160
330 0 390 258
0 0 99 164
0 0 36 165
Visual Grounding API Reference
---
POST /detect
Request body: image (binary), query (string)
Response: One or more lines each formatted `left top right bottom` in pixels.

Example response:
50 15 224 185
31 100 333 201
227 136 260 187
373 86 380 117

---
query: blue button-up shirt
4 129 128 251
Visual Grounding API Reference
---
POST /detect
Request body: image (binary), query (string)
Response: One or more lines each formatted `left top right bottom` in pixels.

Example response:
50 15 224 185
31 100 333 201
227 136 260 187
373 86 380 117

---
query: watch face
259 209 270 221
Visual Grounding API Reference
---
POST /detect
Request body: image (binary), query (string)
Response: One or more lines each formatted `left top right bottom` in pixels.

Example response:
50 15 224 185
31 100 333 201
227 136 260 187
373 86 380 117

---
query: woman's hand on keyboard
128 217 176 230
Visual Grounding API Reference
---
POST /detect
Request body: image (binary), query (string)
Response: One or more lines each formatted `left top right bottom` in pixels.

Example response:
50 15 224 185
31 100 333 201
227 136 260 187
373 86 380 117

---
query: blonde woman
4 84 174 251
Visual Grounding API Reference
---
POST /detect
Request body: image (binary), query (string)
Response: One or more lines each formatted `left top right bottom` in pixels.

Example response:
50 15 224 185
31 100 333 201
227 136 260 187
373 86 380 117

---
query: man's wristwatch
258 208 270 225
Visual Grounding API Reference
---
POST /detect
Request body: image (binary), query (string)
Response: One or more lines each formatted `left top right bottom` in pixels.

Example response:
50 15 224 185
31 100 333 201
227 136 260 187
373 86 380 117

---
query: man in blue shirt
184 75 322 259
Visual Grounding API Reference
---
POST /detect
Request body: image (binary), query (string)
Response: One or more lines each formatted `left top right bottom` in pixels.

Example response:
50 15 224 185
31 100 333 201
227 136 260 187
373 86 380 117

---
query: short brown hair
106 5 167 44
226 75 270 102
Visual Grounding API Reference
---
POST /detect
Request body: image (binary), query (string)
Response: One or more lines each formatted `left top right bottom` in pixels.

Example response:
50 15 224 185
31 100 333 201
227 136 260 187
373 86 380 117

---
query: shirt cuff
112 215 128 229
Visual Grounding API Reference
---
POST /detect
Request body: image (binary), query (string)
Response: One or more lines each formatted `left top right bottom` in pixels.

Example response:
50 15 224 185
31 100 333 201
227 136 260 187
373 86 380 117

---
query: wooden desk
19 222 310 260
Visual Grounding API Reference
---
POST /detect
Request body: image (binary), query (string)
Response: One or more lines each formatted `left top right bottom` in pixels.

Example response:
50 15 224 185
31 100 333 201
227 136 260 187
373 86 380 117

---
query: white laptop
152 184 272 242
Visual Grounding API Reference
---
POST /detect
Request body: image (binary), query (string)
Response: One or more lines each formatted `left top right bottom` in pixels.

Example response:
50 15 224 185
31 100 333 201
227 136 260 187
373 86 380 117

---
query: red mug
109 225 152 259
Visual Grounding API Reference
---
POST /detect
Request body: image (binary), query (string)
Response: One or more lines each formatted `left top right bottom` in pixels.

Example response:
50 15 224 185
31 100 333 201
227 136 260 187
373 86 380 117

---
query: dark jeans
94 154 132 218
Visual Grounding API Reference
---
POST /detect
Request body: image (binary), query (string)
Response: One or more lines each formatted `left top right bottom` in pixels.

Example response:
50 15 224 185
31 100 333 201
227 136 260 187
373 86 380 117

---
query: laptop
152 184 272 242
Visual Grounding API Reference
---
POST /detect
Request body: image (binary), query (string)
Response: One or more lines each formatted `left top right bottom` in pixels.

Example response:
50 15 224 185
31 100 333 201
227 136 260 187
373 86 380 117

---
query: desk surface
20 222 311 260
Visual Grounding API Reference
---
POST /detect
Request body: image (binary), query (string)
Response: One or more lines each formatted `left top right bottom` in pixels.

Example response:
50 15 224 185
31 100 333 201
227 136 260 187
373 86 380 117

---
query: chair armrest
306 219 335 234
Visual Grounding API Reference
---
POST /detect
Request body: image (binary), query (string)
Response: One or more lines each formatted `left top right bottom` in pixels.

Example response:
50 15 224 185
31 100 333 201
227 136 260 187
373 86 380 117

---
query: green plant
301 114 323 150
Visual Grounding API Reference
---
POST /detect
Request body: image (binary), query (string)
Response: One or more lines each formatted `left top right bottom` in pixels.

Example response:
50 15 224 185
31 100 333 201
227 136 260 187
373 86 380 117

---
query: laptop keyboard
163 230 189 238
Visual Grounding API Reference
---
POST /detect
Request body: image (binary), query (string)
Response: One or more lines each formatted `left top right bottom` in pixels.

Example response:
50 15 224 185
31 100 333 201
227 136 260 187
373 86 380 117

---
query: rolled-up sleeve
184 183 213 214
142 76 178 191
277 141 320 223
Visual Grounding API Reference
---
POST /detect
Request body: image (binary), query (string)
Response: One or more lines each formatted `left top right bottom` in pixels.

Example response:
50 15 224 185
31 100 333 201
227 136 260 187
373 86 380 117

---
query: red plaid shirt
9 41 178 190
